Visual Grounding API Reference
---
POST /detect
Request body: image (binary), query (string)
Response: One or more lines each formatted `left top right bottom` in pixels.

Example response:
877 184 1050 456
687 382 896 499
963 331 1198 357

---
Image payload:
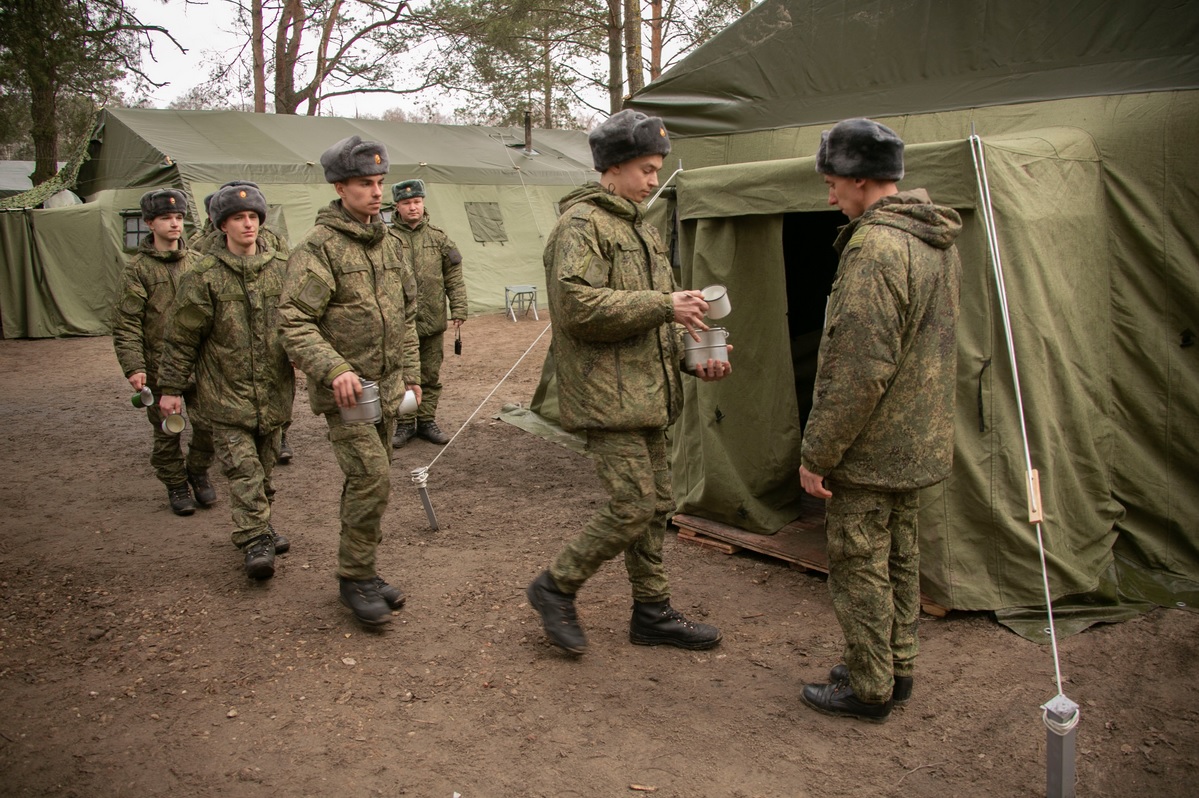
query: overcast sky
126 0 415 117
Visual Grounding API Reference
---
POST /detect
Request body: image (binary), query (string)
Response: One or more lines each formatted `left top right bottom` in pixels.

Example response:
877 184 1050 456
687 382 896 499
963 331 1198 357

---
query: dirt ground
1 310 1197 798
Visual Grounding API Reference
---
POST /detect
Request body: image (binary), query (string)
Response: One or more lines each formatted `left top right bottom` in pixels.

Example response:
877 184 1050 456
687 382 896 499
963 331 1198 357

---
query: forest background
0 0 753 186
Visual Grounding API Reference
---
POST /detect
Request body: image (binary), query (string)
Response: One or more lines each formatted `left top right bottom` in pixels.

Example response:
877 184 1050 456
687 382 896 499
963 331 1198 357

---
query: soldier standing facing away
526 110 733 656
278 136 422 627
158 184 295 579
798 118 962 723
388 179 468 448
112 189 216 516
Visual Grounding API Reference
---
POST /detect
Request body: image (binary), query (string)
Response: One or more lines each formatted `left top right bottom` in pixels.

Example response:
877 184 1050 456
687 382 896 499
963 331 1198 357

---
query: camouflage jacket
157 244 295 432
388 213 468 337
111 235 195 384
545 182 682 433
801 189 962 490
191 226 290 258
278 200 420 417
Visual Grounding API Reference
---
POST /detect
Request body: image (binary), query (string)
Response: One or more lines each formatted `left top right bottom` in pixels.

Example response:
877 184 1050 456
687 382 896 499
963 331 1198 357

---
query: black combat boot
830 663 913 705
242 534 276 580
526 570 586 654
265 522 290 554
802 680 893 723
277 433 293 464
373 576 406 610
167 482 196 516
629 600 722 650
188 471 217 508
339 577 393 626
392 423 417 449
416 420 450 445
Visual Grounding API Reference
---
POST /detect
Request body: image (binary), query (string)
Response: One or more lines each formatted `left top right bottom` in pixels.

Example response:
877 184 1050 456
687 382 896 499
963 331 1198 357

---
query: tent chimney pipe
524 111 533 155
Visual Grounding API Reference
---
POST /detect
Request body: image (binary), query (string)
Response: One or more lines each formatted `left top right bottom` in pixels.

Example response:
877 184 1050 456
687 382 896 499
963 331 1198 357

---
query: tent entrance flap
783 211 841 430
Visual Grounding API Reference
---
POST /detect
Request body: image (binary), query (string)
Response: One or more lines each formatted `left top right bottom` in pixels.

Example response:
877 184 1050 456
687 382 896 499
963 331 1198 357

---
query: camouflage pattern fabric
146 389 214 486
278 200 420 419
111 235 214 486
190 226 290 258
400 332 443 424
388 213 468 337
324 414 396 579
157 245 295 433
544 183 681 434
211 423 281 548
800 189 962 489
550 429 671 601
824 483 920 703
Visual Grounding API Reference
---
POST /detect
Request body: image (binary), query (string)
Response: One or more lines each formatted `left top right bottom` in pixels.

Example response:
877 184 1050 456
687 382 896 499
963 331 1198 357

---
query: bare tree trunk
274 0 305 113
623 0 643 96
648 0 663 80
251 0 266 112
606 0 622 113
541 23 553 128
29 75 59 185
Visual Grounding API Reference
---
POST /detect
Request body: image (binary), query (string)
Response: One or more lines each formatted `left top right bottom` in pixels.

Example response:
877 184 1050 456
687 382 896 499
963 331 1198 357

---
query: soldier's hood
854 189 962 250
315 200 387 246
137 233 187 262
213 245 276 277
557 182 640 221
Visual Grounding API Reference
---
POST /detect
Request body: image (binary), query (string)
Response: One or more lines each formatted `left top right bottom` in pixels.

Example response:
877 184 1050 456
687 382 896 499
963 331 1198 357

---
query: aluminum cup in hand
131 386 154 407
701 284 731 319
161 413 186 434
338 378 382 425
399 389 419 416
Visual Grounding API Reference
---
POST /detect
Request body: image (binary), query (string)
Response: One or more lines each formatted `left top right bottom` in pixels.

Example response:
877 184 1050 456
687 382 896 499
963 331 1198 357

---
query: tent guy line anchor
971 128 1079 798
408 321 554 530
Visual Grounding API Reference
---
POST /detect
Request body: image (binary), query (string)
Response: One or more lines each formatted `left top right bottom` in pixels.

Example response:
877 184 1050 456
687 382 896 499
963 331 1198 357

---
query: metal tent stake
410 467 439 531
1043 694 1080 798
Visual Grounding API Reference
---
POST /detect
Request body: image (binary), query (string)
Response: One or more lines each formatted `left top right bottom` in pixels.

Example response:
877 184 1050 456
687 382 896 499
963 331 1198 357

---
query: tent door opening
782 211 842 430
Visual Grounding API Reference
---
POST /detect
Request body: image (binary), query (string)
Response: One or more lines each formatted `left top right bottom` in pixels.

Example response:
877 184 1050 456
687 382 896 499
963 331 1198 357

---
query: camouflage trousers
146 387 213 486
825 482 920 704
399 333 444 424
325 413 396 580
550 428 671 602
211 423 281 548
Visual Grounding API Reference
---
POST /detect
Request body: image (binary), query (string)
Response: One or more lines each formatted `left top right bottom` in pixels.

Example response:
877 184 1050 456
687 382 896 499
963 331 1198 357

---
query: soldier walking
526 110 733 656
278 136 422 627
798 118 962 722
158 184 295 579
388 179 468 448
112 189 216 516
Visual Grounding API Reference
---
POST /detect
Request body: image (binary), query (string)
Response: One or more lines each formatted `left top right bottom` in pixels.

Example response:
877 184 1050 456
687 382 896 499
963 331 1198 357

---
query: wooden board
673 498 948 617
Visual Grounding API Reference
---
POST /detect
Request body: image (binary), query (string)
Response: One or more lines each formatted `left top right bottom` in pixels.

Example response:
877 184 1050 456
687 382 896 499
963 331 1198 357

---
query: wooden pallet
674 499 948 617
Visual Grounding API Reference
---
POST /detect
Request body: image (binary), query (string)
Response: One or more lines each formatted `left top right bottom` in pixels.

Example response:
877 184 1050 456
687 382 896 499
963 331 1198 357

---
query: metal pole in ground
410 467 439 531
1043 694 1079 798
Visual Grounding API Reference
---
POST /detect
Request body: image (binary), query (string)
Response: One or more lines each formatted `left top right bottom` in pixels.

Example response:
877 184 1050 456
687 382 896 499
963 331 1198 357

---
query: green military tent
530 0 1199 633
0 108 593 338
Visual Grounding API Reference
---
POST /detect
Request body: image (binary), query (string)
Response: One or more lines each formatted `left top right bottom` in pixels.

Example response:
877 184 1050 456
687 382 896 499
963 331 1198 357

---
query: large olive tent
0 108 593 338
530 0 1199 633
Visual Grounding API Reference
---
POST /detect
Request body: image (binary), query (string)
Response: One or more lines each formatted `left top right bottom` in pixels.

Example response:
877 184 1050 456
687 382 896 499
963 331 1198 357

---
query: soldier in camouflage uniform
388 179 468 448
158 184 295 580
526 110 733 656
111 189 216 516
798 118 962 722
278 136 421 627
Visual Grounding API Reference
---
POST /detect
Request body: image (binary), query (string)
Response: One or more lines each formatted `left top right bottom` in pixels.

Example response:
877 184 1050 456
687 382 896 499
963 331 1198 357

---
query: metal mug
701 284 731 319
338 378 382 425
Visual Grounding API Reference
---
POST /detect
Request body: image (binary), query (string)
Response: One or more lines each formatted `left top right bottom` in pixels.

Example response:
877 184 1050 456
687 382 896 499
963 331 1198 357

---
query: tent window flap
464 202 507 243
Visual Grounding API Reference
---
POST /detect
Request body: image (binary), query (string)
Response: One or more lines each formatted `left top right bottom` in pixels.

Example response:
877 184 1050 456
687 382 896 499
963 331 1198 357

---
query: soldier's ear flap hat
392 179 425 202
140 189 189 222
816 118 905 181
320 135 389 183
589 109 671 172
209 183 268 227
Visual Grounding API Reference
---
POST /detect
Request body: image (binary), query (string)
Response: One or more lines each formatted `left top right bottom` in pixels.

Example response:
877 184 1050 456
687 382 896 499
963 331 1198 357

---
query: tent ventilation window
464 202 507 244
120 210 149 250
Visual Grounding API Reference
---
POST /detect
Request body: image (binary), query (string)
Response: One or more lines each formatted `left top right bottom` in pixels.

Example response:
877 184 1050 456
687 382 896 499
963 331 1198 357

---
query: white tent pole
969 131 1079 798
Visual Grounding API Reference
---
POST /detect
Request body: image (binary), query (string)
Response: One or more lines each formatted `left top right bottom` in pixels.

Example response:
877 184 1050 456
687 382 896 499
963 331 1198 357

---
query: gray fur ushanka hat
393 179 425 202
816 118 905 181
204 180 260 216
140 189 188 221
589 109 671 172
208 184 267 227
320 136 389 183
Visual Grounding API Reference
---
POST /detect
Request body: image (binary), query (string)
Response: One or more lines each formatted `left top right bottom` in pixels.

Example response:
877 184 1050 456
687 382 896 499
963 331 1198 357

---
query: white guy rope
969 133 1075 725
